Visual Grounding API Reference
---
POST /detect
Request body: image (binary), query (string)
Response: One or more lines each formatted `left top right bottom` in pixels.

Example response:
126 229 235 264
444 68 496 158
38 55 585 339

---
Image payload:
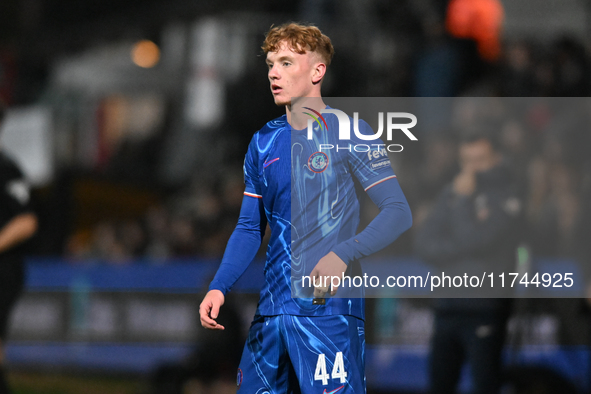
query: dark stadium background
1 0 591 393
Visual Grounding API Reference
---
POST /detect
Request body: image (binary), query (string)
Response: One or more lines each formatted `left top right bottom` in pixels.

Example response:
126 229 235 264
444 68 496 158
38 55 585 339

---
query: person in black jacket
0 102 38 394
414 133 522 394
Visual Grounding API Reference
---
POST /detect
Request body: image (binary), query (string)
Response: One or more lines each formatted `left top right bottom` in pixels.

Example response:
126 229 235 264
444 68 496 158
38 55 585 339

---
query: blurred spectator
144 205 173 260
527 160 581 257
497 41 536 96
413 0 502 97
414 133 523 394
551 37 590 97
445 0 504 62
405 135 458 231
63 170 256 262
498 119 530 186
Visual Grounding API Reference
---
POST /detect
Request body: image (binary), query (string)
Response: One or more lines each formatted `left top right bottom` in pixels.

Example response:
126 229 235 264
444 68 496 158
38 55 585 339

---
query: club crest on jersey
308 152 329 173
237 368 243 387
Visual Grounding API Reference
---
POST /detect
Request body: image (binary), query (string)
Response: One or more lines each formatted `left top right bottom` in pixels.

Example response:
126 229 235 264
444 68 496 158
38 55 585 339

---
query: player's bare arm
0 213 37 254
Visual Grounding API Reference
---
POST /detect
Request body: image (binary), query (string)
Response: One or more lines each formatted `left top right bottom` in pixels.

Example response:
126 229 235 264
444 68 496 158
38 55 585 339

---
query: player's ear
312 62 326 85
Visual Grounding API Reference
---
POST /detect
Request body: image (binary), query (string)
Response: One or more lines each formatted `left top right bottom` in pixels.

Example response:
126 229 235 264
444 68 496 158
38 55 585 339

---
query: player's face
266 42 320 106
459 139 500 174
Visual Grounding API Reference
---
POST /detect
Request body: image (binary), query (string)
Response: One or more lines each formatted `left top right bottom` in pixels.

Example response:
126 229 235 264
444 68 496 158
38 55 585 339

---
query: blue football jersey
244 108 395 318
244 108 396 320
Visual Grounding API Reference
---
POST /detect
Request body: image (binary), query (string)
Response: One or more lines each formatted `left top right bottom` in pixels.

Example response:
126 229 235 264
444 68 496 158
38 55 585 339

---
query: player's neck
286 97 326 130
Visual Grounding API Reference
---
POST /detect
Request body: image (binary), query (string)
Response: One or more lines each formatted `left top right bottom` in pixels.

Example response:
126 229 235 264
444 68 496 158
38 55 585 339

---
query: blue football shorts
236 314 365 394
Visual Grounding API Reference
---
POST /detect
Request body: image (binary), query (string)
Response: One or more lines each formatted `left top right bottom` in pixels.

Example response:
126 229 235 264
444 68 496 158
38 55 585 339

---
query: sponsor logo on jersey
308 152 329 173
367 148 388 161
365 147 392 170
370 160 391 170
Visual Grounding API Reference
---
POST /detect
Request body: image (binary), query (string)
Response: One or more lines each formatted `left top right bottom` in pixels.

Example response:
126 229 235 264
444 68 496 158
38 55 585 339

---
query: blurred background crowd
1 0 589 263
2 0 591 393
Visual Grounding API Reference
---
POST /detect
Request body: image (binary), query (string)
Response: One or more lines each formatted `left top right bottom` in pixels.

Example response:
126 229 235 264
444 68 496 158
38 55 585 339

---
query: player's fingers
199 310 214 328
310 269 321 289
199 299 211 316
329 276 341 296
310 268 319 281
200 312 225 330
314 286 327 298
200 314 217 328
198 303 208 319
203 321 225 330
210 302 221 319
199 302 216 327
200 311 225 330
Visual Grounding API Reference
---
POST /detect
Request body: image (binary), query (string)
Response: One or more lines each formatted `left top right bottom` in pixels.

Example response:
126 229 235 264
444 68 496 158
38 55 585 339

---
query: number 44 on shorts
314 352 347 385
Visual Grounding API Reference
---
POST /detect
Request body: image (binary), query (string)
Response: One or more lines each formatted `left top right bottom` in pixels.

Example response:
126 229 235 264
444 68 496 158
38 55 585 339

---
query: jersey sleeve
331 176 412 265
208 134 267 294
330 121 411 265
243 133 263 199
347 119 397 192
208 191 267 294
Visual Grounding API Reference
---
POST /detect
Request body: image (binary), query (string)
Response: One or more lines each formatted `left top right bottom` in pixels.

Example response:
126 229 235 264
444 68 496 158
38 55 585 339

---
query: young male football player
199 23 412 393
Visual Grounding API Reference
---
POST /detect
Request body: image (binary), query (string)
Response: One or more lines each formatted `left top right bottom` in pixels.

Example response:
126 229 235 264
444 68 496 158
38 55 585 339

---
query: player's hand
199 290 225 330
310 252 347 298
453 169 476 196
